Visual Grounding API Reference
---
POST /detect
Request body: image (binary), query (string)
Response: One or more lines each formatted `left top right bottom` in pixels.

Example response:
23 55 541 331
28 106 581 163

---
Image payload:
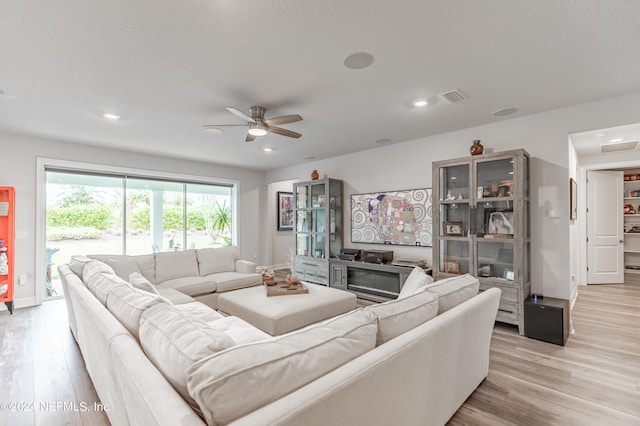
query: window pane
186 183 233 249
127 179 184 253
45 172 124 298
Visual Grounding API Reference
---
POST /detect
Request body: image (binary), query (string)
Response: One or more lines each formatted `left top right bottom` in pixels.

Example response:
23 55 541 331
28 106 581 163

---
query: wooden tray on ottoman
264 281 309 297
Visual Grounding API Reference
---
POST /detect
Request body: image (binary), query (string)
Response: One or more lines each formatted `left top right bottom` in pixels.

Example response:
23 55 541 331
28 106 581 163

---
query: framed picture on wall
277 191 294 231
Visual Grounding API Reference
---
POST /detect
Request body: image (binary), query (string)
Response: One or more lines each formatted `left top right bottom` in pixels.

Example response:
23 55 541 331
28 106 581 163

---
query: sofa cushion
425 273 480 314
365 288 439 345
155 250 199 283
88 254 143 282
186 309 378 426
69 255 93 280
132 254 156 284
129 272 159 295
196 246 238 276
155 276 217 296
173 301 225 323
106 282 171 341
205 271 261 293
398 267 433 299
156 288 196 305
206 316 271 345
83 260 121 305
139 303 236 414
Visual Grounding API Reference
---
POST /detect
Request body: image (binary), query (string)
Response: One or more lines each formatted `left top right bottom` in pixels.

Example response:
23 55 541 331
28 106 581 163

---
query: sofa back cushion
186 309 378 426
196 246 238 276
88 254 143 282
365 288 439 345
68 255 93 280
83 260 121 305
106 282 170 341
139 303 235 413
425 273 480 314
155 250 199 283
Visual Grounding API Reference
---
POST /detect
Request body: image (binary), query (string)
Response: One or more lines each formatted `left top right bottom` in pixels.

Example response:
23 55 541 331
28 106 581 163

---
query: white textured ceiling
1 1 640 171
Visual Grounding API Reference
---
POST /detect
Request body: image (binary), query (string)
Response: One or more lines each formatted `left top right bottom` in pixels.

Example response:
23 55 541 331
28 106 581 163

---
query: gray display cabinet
432 149 530 334
293 176 343 285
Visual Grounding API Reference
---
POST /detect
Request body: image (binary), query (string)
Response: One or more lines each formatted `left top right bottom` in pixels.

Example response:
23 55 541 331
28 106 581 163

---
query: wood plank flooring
1 280 638 426
449 279 640 426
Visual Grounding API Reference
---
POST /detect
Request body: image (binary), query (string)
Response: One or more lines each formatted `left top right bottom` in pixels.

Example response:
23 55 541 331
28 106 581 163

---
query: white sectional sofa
59 250 501 426
83 246 262 309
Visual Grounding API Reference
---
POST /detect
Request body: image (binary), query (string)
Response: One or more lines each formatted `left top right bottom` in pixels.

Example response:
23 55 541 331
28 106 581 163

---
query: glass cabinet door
438 163 472 273
476 158 515 200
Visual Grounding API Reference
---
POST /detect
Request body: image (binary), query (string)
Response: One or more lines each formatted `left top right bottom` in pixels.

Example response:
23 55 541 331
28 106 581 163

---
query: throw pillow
186 309 378 426
128 272 159 295
425 273 479 314
397 267 433 299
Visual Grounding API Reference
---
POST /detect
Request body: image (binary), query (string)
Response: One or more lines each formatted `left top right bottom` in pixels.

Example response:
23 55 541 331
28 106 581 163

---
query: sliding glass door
44 169 235 299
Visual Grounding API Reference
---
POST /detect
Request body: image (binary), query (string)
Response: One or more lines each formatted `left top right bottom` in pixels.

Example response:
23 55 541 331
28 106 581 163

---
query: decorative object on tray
311 169 319 180
257 266 276 284
470 139 484 156
265 281 309 296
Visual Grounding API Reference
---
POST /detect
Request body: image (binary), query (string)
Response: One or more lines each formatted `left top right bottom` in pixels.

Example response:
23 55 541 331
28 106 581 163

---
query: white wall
266 179 297 269
267 91 640 300
0 132 265 309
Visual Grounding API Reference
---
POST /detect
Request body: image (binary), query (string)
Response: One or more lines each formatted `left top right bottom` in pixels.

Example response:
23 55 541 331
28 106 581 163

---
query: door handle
620 240 624 243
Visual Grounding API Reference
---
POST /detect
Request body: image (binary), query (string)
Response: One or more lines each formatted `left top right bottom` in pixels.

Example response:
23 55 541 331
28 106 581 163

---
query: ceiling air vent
600 141 639 154
439 89 468 104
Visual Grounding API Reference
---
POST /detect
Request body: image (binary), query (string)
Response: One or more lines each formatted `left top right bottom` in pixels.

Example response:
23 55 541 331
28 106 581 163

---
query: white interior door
587 170 624 284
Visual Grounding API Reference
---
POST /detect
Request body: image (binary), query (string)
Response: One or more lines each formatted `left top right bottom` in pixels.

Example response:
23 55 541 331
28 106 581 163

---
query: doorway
571 122 640 286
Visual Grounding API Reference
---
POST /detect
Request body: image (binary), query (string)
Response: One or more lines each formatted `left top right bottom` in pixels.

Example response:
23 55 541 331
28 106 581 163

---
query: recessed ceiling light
413 99 428 107
595 133 606 138
103 112 120 120
492 107 517 117
609 138 623 143
344 52 374 70
262 147 273 152
203 126 224 134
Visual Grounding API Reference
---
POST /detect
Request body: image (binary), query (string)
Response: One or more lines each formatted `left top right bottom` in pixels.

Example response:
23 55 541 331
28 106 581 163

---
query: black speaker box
524 296 569 346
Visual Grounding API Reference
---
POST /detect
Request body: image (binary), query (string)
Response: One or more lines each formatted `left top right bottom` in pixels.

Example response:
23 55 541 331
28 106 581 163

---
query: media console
329 258 431 302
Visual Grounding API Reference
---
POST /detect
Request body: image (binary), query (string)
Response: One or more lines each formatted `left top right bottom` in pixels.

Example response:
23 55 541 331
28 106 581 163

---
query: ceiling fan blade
245 133 257 142
226 106 255 123
264 114 302 126
268 126 302 139
202 124 246 128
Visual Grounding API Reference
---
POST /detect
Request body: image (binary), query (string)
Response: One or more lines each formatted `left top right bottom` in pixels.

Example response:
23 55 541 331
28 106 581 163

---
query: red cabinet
0 186 15 314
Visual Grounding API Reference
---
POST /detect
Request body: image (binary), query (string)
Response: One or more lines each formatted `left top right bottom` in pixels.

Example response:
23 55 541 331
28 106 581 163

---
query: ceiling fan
203 106 302 142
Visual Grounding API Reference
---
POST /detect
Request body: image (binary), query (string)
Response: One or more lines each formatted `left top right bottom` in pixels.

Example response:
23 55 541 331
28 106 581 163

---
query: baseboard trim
0 296 39 312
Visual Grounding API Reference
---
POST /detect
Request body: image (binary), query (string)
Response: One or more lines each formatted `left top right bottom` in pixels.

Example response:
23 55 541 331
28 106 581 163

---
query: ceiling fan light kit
204 105 302 142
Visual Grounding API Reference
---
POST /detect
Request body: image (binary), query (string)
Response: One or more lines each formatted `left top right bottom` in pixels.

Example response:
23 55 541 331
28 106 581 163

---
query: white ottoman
217 284 357 336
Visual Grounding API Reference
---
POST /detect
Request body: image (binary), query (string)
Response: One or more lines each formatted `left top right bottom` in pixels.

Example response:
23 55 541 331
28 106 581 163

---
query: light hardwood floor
1 280 639 426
